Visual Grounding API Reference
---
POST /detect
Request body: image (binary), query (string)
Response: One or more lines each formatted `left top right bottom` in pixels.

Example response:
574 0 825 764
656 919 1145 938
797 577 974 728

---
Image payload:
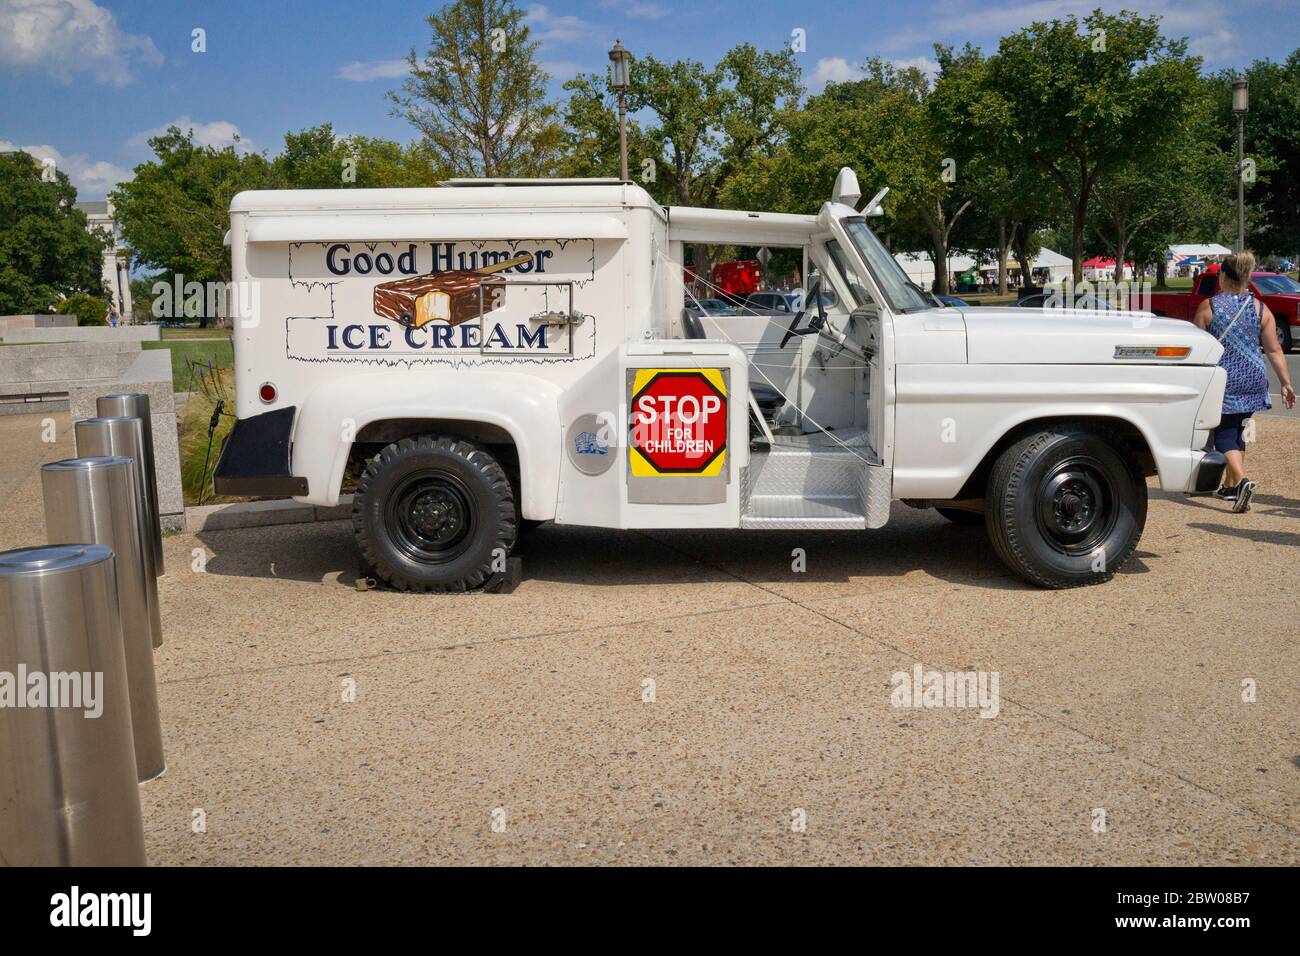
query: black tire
936 507 984 525
984 425 1146 588
352 435 516 592
1276 319 1294 354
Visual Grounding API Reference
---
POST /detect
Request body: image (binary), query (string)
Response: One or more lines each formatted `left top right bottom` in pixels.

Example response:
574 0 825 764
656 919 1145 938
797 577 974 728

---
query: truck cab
215 169 1228 591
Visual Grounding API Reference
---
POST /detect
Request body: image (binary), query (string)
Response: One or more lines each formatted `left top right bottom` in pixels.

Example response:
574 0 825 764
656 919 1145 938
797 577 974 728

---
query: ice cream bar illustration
372 254 532 329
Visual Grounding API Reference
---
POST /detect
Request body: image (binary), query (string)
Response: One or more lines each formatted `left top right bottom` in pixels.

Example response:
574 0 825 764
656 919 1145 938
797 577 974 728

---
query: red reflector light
259 382 277 403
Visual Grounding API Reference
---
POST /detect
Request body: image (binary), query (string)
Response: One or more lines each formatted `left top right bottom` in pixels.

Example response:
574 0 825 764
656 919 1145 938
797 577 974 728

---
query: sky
2 0 1297 199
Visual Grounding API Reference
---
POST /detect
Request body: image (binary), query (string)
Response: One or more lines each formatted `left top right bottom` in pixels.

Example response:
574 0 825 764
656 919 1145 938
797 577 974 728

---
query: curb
186 494 353 532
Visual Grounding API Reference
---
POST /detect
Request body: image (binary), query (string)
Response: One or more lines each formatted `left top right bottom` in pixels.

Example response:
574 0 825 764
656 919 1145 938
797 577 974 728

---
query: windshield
1253 274 1300 295
842 217 932 312
842 217 935 314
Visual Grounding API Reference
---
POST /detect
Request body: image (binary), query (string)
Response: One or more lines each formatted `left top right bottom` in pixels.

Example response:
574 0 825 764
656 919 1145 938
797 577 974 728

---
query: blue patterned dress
1207 292 1271 414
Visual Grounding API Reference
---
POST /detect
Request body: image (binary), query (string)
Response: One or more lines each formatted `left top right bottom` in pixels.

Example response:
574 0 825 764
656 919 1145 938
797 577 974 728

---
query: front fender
892 364 1221 498
289 371 563 517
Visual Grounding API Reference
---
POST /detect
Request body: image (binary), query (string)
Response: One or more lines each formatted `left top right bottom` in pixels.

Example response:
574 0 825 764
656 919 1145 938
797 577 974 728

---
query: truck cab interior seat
682 309 784 424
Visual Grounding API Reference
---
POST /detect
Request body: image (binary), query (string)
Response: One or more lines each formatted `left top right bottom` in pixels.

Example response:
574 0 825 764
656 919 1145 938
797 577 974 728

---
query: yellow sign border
629 368 728 478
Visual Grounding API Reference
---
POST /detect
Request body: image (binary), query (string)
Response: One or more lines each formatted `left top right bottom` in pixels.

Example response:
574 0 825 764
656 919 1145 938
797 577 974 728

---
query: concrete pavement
2 410 1297 865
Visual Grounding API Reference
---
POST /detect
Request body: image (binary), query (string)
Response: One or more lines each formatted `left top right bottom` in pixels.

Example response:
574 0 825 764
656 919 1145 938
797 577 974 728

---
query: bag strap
1214 294 1253 343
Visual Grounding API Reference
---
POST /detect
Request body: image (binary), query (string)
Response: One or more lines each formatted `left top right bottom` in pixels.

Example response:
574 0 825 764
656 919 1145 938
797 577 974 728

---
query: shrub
55 293 110 326
179 367 236 505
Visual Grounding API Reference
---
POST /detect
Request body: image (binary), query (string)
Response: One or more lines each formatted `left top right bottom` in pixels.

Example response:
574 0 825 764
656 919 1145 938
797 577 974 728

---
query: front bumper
213 406 309 497
1188 450 1228 493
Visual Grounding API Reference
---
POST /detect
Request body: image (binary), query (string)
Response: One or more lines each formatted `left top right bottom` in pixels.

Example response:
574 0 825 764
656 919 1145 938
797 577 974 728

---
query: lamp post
1232 75 1249 253
609 39 632 182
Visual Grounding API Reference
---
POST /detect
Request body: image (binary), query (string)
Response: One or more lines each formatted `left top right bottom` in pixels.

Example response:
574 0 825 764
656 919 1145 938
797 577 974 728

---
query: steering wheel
780 278 829 349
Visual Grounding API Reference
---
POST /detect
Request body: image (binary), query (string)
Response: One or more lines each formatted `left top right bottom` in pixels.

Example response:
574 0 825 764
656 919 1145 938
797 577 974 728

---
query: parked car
736 291 800 314
687 298 738 316
1135 272 1298 353
1013 292 1114 311
932 294 974 308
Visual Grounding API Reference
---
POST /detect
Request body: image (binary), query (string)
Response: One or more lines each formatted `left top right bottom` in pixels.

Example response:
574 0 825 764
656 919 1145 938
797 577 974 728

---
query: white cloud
0 0 162 86
881 0 1250 68
540 59 586 81
599 0 669 19
0 139 129 197
525 4 598 44
891 56 941 81
1187 27 1240 65
807 57 863 92
130 117 253 153
337 58 408 81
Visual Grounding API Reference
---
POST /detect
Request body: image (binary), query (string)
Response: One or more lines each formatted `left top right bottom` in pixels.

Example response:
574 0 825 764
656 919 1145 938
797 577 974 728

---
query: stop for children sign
628 368 729 477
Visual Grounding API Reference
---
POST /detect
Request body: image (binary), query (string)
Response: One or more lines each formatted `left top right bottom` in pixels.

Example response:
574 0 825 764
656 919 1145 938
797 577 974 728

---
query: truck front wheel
353 435 517 592
985 425 1146 588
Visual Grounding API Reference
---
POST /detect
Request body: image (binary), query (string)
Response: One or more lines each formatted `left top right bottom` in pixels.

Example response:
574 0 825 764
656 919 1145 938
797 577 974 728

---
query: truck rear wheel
984 425 1146 588
352 435 517 592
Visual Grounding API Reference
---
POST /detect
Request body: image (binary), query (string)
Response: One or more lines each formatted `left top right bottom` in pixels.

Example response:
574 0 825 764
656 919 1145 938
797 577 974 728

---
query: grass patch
160 326 237 340
143 338 233 390
178 367 238 506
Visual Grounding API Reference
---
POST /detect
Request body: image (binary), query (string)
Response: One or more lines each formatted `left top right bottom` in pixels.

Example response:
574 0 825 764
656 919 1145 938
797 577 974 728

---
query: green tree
930 44 1063 293
110 126 278 301
0 151 107 313
275 124 445 188
725 57 975 293
56 292 110 326
973 10 1204 281
850 58 979 293
388 0 561 177
1209 52 1300 257
563 43 800 278
1090 89 1230 284
557 72 648 181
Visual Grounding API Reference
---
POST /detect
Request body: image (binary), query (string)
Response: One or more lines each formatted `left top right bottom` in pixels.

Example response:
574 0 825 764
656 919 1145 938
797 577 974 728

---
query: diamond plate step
740 427 889 530
740 495 867 529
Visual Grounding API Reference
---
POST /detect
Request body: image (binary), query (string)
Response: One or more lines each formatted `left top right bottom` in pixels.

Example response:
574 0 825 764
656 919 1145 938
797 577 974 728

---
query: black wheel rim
1034 455 1118 556
385 470 477 564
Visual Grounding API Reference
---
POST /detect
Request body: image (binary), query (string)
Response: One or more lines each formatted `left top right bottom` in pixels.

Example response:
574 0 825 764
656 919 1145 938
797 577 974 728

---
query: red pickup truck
1138 271 1298 353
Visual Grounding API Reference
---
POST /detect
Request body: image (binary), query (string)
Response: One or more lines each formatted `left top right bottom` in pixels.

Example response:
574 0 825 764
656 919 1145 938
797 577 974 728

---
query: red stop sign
631 371 728 474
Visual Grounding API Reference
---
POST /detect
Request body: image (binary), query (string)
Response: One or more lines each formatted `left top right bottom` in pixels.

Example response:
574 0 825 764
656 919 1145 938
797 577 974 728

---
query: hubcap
1036 457 1117 555
386 471 476 563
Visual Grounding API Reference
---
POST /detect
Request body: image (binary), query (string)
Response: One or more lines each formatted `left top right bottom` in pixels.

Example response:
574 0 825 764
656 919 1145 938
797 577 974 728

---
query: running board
741 495 867 529
740 428 891 530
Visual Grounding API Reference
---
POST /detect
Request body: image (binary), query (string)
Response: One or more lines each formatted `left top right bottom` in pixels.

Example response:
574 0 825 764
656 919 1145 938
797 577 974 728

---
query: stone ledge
186 494 353 532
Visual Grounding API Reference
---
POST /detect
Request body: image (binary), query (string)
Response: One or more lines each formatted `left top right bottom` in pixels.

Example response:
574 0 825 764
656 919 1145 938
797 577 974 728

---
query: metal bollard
74 416 164 649
97 393 164 576
42 457 165 782
0 543 148 866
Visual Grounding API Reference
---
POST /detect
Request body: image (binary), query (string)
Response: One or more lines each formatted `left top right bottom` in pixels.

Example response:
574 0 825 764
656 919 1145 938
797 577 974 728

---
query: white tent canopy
895 248 1072 286
1168 243 1231 258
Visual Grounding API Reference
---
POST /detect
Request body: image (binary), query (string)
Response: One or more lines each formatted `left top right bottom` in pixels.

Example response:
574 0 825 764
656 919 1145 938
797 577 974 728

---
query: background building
75 200 133 322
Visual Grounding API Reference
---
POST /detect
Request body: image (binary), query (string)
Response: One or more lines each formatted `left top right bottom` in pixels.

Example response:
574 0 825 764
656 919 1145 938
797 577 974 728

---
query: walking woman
1193 251 1296 512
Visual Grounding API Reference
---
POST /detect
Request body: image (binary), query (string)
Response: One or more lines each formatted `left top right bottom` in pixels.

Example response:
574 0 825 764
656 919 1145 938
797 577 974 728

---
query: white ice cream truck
214 169 1228 590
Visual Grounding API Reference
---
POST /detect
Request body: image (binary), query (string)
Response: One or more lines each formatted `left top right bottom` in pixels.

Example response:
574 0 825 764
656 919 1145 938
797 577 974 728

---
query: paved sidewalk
3 411 1298 865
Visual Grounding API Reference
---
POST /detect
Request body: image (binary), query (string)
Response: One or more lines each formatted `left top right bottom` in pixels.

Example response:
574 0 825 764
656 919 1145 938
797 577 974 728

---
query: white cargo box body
224 182 763 527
